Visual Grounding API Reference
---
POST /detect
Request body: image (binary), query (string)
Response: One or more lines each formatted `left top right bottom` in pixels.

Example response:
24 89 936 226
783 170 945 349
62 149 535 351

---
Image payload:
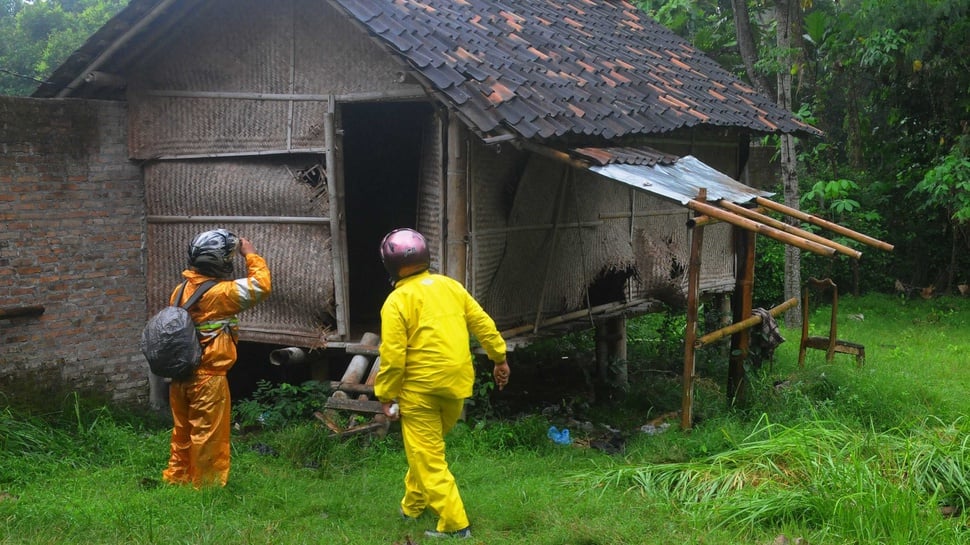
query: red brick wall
0 97 148 406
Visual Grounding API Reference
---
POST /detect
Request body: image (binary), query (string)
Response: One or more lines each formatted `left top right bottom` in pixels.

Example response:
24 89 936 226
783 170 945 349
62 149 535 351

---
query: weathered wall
0 96 146 407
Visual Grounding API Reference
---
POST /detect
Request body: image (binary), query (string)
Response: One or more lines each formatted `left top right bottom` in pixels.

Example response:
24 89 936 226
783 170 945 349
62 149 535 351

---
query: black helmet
380 228 430 282
188 229 239 278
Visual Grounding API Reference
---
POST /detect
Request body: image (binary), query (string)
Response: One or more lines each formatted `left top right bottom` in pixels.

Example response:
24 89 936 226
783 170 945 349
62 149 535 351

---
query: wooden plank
323 397 383 414
345 343 380 356
329 382 375 396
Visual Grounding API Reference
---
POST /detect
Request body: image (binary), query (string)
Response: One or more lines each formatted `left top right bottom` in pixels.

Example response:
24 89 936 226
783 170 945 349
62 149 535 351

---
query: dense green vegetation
2 294 968 544
639 0 970 302
0 0 128 96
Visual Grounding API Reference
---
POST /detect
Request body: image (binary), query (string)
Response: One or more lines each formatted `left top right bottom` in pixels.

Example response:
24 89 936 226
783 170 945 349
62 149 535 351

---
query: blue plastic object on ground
547 426 571 445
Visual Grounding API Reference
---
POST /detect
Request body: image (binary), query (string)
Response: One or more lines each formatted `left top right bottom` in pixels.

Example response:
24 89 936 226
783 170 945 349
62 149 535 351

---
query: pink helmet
380 228 430 282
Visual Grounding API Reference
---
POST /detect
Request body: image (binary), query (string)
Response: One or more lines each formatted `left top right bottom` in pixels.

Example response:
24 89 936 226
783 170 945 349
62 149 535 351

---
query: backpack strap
177 279 219 310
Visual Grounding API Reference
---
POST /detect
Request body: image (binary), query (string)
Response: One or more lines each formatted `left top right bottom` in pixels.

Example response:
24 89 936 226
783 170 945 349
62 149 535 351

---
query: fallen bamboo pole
686 199 837 257
719 200 862 259
500 301 638 338
695 296 798 347
754 196 894 252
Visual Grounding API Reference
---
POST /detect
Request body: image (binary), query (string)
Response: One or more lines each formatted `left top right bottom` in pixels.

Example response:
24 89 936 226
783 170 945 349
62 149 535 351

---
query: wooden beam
755 197 894 252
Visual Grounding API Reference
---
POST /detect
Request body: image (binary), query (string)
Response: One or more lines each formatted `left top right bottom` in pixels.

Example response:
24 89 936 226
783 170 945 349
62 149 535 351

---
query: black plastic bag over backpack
140 280 216 379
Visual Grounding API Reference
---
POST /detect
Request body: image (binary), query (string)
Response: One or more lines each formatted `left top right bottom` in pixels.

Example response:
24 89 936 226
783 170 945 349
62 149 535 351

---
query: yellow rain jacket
375 271 506 402
162 252 271 488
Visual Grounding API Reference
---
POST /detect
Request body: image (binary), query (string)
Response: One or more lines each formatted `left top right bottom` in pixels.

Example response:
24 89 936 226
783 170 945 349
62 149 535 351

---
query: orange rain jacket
375 270 506 402
171 253 272 375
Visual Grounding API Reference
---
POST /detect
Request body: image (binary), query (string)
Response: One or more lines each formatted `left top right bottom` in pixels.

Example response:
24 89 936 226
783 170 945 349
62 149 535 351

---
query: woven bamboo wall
416 111 444 271
468 140 530 300
471 148 737 330
127 0 408 159
144 157 334 347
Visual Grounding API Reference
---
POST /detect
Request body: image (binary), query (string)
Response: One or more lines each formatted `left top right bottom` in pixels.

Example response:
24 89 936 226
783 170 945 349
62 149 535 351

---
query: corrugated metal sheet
589 155 774 205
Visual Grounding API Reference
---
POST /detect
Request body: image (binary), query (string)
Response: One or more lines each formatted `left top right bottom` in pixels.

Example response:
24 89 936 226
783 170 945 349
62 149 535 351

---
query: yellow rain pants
398 391 468 532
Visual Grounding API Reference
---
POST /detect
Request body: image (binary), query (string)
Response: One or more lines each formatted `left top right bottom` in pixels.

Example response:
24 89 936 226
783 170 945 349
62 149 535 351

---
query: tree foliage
640 0 970 296
0 0 127 96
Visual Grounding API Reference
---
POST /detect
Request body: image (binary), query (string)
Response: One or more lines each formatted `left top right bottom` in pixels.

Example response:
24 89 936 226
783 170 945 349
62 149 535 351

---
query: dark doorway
341 101 433 334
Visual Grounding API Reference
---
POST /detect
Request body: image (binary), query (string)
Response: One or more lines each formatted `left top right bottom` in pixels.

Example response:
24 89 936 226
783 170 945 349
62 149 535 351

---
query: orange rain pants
162 375 232 487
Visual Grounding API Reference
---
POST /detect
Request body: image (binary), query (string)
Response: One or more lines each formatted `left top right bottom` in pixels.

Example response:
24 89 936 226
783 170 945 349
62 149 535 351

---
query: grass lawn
1 293 969 544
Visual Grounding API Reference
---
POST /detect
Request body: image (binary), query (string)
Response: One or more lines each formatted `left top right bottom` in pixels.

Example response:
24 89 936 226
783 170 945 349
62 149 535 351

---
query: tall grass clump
572 414 970 543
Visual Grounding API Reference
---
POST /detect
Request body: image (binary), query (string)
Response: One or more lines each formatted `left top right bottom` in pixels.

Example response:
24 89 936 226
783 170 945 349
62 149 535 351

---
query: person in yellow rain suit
162 229 271 487
375 228 510 540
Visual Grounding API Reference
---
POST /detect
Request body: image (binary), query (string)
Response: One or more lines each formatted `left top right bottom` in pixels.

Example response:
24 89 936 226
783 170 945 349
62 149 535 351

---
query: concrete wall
0 96 147 407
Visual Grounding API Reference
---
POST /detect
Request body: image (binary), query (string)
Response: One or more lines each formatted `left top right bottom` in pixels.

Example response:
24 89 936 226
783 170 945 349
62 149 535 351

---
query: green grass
2 294 969 544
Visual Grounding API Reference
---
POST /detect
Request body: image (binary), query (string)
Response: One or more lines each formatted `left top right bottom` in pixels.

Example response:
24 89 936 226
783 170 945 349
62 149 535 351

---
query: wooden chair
798 277 865 367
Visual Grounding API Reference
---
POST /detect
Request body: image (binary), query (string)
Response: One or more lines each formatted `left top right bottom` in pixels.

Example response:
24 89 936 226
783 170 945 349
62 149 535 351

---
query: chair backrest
801 277 839 352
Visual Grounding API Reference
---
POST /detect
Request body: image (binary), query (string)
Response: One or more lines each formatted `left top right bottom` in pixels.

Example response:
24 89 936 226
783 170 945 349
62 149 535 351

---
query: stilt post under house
681 189 706 431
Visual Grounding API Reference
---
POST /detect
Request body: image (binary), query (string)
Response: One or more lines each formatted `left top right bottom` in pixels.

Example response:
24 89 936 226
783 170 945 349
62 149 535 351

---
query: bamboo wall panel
144 158 334 347
482 155 637 328
128 0 409 159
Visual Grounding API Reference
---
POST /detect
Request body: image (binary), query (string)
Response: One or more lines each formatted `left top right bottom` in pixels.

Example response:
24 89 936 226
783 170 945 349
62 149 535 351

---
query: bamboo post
445 112 468 281
325 96 349 337
728 229 757 403
681 190 706 431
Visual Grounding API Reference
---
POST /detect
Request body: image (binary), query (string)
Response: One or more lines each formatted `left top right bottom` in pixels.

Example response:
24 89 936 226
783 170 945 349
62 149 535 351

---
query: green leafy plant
233 380 331 431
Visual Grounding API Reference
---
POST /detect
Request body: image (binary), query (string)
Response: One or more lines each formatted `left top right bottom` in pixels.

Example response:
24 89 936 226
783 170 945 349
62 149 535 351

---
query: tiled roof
34 0 819 141
331 0 819 140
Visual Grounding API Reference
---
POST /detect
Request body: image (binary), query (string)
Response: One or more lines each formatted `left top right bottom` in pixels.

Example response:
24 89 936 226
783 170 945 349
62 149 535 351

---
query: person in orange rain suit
162 229 271 488
374 228 510 540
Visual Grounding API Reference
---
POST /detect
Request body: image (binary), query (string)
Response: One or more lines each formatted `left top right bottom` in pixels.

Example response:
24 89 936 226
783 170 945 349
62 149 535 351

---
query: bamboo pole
500 301 637 338
719 200 862 259
681 190 705 431
147 215 330 224
686 199 837 257
754 196 894 252
695 297 798 347
728 229 757 403
325 96 349 337
445 112 468 282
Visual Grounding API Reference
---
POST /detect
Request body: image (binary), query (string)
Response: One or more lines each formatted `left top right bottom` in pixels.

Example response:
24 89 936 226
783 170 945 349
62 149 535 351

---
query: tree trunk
776 0 802 328
731 0 773 96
